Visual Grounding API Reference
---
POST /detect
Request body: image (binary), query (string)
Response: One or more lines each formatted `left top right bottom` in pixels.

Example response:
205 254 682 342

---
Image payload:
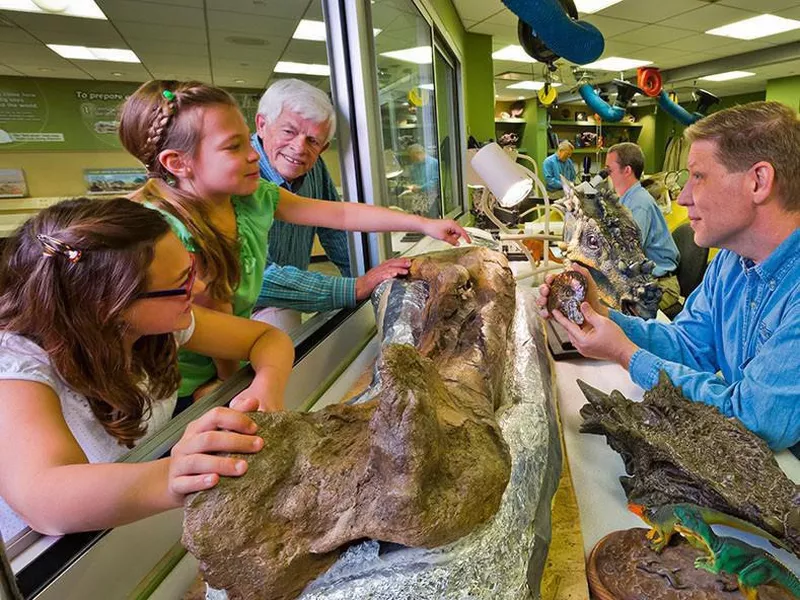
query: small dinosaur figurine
672 504 800 600
628 502 789 554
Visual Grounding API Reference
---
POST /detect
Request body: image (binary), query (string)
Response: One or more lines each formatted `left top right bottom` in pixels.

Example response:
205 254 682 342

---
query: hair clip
162 89 176 101
36 233 83 264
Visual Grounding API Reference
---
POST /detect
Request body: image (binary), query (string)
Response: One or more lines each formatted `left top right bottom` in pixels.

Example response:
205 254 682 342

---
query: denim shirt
619 182 680 277
610 227 800 451
542 153 577 191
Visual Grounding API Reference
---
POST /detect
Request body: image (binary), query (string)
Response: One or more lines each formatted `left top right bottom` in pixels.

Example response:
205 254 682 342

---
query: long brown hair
119 80 241 301
0 198 181 447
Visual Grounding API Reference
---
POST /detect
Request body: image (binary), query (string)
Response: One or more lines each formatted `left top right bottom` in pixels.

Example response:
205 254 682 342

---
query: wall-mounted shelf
495 118 526 124
547 148 608 155
549 120 642 128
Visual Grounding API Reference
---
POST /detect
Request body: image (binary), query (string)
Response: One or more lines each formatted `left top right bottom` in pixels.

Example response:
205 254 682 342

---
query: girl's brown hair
119 80 241 302
0 198 181 447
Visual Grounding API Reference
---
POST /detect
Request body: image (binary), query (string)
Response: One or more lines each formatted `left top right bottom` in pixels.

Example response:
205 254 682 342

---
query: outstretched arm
274 188 470 245
184 306 294 412
0 382 262 536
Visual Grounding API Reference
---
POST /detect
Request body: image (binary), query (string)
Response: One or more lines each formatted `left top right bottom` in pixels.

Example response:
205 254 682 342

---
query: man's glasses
137 254 197 299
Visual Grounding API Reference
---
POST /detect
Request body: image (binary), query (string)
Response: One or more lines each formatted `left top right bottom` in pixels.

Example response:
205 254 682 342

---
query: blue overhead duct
503 0 604 66
578 84 625 122
657 91 701 126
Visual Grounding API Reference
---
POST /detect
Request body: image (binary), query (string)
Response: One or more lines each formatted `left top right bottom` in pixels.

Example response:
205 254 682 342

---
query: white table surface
553 356 800 574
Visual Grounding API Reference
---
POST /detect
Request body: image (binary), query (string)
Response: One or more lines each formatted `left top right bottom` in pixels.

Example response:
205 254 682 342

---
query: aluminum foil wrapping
208 286 561 600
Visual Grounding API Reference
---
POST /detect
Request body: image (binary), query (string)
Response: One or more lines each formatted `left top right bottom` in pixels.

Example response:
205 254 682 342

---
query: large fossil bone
182 247 516 600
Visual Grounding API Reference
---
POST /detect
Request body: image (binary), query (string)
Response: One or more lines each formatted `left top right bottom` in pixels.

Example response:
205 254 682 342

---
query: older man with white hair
251 79 410 331
542 140 577 194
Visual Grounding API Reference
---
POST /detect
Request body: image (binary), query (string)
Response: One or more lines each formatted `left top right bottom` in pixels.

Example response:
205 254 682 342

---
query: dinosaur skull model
555 178 662 319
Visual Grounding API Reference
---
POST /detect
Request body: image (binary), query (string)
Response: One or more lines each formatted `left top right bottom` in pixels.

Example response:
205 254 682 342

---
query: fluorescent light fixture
0 0 106 19
706 14 800 40
581 56 652 71
574 0 623 14
507 81 563 90
274 61 330 76
418 83 434 90
380 46 432 64
47 44 139 62
492 45 537 63
294 19 381 41
699 70 755 82
293 19 327 41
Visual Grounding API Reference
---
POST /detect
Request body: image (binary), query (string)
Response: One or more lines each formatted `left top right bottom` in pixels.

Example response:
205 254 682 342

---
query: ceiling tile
610 24 696 47
74 63 152 80
661 33 739 53
452 0 505 24
718 0 799 10
100 1 205 27
14 66 93 78
206 10 296 37
127 39 208 59
0 64 25 76
204 0 308 19
582 14 651 38
601 40 648 57
597 0 705 23
116 21 207 44
0 24 38 45
659 4 758 34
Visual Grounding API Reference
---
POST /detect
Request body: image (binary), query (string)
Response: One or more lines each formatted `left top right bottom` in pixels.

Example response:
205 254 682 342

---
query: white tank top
0 314 195 543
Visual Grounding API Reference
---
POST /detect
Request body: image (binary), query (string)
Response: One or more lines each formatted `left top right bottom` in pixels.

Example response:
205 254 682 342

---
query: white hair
557 140 574 152
257 79 336 144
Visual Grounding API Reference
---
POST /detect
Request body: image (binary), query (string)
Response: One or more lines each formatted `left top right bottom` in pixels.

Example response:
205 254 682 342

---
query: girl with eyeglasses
118 80 470 404
0 197 292 542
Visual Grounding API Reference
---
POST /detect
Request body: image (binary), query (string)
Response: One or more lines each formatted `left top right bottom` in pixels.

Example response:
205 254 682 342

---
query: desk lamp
470 142 560 277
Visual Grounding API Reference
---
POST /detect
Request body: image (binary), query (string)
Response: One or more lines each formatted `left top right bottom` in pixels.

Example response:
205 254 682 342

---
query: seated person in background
538 101 800 454
405 143 440 195
0 198 293 542
542 141 577 195
605 142 681 315
250 78 411 331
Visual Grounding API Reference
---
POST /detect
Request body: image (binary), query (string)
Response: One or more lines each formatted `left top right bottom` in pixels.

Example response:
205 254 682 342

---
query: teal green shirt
147 180 281 396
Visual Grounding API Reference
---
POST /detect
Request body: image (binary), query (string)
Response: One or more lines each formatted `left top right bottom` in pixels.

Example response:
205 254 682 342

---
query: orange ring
637 67 662 97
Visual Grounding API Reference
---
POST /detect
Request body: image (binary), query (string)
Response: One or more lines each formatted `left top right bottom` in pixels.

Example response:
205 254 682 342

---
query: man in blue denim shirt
605 143 681 315
540 101 800 453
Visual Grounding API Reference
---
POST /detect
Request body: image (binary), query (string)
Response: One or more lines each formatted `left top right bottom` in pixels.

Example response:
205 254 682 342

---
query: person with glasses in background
0 197 293 543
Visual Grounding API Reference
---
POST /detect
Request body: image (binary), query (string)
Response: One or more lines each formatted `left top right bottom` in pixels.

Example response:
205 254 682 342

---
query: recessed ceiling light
225 36 267 46
706 14 800 40
380 46 432 64
234 78 246 84
581 56 652 71
507 81 563 90
293 19 381 41
110 71 123 77
47 44 140 63
37 67 52 72
699 70 755 82
0 0 106 19
274 61 330 76
517 96 525 100
574 0 623 14
492 45 537 63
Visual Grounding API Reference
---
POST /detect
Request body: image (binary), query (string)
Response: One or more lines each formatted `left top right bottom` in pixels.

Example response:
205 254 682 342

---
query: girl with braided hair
0 198 293 542
119 80 470 402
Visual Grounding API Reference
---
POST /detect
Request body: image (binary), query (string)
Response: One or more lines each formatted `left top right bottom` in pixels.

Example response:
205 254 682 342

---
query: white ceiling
453 0 800 101
1 0 800 101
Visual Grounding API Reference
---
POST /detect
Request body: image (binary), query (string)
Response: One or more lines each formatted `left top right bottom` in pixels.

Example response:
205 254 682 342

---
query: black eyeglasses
137 254 197 299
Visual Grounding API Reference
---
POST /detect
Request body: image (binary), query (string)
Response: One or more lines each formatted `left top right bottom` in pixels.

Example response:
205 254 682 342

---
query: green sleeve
142 202 197 252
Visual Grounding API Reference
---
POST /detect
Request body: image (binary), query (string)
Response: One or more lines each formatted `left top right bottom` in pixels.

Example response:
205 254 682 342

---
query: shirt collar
739 227 800 283
620 181 642 202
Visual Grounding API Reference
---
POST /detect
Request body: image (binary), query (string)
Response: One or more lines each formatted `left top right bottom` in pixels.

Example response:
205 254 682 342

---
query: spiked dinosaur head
555 178 662 319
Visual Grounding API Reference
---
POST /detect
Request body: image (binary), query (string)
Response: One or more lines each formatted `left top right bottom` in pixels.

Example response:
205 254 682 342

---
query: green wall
766 75 800 110
652 91 766 170
464 33 495 142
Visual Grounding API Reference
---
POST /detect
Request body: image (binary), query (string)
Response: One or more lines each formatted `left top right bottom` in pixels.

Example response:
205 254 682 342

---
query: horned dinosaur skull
554 178 662 319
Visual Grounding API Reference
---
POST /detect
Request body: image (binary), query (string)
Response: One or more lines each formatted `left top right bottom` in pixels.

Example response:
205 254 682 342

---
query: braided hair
118 80 241 302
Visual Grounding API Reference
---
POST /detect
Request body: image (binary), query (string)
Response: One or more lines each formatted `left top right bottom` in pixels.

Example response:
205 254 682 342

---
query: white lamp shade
470 142 532 207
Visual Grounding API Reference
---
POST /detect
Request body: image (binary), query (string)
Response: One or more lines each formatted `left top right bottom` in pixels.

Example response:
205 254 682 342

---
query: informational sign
0 76 261 153
84 168 146 194
0 168 27 198
0 77 140 152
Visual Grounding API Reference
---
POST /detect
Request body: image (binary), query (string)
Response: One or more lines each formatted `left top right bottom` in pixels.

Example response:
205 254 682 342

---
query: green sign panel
0 76 143 152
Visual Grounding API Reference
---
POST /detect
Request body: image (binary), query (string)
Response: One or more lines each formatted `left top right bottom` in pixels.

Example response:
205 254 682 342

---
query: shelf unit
547 147 607 155
548 113 642 169
549 120 642 128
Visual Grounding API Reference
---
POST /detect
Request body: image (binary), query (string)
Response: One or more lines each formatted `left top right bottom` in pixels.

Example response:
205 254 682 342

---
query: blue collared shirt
252 134 358 312
610 227 800 451
619 182 680 277
542 153 577 191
